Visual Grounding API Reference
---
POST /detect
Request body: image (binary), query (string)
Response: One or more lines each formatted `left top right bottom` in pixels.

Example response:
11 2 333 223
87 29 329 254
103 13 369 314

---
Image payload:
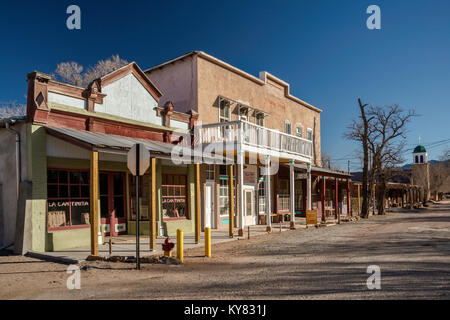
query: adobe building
146 51 352 234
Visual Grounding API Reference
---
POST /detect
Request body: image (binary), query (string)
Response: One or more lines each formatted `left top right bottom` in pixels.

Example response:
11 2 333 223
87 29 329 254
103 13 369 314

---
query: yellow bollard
205 227 211 258
176 229 183 263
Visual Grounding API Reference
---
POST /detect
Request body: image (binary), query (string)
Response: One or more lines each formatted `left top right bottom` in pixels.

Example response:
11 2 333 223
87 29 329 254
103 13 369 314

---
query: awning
290 163 352 178
45 126 232 164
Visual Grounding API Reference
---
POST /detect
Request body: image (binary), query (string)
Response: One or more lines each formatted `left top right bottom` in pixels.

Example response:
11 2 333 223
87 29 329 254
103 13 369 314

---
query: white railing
197 120 313 158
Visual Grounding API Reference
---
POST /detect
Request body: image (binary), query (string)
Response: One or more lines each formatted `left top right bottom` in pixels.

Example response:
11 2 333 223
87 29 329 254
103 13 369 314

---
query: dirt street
1 201 450 300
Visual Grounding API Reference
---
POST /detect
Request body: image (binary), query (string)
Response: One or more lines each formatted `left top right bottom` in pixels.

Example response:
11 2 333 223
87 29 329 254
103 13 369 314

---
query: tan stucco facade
147 52 322 166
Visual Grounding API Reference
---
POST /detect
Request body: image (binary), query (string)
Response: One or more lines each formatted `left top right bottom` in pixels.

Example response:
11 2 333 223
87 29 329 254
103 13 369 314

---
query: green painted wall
47 228 90 251
127 221 150 235
29 125 48 252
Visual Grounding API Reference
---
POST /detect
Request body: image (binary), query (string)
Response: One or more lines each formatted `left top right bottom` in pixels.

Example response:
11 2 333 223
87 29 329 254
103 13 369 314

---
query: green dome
413 145 426 153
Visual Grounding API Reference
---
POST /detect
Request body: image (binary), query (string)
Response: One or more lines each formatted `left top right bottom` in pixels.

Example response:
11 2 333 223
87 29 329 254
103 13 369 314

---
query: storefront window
162 174 188 220
129 174 150 220
258 180 266 214
219 178 229 216
206 164 215 181
47 169 90 230
295 180 303 212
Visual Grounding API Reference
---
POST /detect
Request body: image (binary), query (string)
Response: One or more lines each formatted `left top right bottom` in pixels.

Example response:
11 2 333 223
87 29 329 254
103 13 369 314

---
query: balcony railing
197 120 313 159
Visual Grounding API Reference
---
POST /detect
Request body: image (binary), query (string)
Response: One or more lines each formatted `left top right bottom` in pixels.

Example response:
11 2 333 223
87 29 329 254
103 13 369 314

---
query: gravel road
1 201 449 300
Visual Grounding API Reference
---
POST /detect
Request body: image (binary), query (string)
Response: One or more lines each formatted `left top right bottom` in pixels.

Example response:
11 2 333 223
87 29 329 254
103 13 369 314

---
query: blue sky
0 0 449 169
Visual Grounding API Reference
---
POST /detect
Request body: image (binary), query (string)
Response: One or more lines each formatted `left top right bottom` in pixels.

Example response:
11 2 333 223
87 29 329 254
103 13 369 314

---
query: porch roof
291 163 352 178
45 126 231 164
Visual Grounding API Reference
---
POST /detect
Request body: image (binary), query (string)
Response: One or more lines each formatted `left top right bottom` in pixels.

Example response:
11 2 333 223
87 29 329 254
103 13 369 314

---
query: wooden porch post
321 176 326 223
265 156 272 232
306 163 312 211
357 184 361 215
90 150 99 256
150 157 156 251
302 179 307 213
195 163 201 244
334 178 339 222
289 161 295 229
228 164 234 238
238 152 245 237
347 179 351 216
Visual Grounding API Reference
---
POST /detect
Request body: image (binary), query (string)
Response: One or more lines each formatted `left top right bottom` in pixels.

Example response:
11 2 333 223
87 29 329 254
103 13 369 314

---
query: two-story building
146 51 352 236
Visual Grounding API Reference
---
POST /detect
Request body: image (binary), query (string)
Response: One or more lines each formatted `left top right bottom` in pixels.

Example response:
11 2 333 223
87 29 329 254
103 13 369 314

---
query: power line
330 138 450 161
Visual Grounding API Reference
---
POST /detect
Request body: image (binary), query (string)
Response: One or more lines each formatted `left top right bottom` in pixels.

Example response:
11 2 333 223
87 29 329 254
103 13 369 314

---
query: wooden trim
49 106 169 134
90 150 99 256
195 163 201 244
334 179 339 220
100 63 162 101
228 165 234 237
347 180 351 216
150 158 157 251
47 81 104 104
321 177 326 223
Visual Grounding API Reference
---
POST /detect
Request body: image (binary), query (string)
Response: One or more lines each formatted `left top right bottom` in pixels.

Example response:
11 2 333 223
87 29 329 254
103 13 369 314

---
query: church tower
411 144 430 202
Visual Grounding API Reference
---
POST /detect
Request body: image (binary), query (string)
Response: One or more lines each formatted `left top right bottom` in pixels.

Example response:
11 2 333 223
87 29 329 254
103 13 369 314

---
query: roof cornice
145 51 322 113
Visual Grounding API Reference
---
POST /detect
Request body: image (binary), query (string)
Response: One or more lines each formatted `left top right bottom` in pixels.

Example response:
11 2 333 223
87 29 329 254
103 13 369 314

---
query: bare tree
52 55 129 87
367 105 416 215
83 55 129 86
0 101 26 118
321 153 341 170
345 99 374 218
53 62 84 87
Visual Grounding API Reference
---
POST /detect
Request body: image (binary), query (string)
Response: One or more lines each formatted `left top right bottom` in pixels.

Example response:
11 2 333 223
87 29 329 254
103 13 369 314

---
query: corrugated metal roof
45 126 231 163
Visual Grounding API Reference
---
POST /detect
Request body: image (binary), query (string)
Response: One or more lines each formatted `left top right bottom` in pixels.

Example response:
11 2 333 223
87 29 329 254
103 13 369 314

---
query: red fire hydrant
162 237 175 257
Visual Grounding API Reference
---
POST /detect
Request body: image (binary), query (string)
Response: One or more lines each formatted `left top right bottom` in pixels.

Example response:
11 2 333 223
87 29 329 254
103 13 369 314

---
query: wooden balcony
196 120 313 161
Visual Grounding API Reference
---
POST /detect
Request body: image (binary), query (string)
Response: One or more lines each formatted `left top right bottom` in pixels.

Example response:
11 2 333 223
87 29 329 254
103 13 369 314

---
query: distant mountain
351 159 449 183
401 160 443 170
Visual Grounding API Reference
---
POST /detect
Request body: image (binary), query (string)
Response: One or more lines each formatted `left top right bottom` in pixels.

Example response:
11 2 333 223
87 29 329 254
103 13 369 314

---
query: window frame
47 168 91 231
219 178 229 217
307 128 313 141
255 112 265 127
161 173 189 221
219 97 231 123
128 173 150 221
205 164 215 181
296 125 303 138
285 121 292 135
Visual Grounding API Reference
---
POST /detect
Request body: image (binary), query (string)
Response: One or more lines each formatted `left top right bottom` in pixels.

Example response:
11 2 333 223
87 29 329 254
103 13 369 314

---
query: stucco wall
0 123 28 247
146 54 322 165
28 125 48 252
97 73 161 125
146 55 198 113
196 56 322 165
